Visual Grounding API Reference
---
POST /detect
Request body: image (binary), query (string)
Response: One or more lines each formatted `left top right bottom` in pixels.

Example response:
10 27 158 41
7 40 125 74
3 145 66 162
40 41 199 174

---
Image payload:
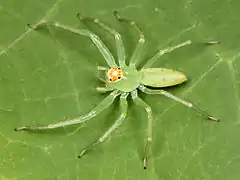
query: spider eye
117 67 121 70
109 78 112 81
118 76 121 79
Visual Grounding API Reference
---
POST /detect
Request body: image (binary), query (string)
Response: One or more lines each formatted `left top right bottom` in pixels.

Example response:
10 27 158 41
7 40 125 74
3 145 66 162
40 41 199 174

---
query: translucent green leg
113 11 145 68
95 66 113 91
78 92 128 158
143 40 192 68
96 66 108 82
15 90 121 131
143 40 220 69
96 87 114 93
131 90 153 169
77 13 126 67
97 66 108 71
28 21 117 67
138 84 220 121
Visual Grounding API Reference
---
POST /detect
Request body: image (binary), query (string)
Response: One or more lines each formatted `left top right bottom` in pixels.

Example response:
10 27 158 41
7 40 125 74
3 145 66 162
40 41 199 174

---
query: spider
15 11 220 169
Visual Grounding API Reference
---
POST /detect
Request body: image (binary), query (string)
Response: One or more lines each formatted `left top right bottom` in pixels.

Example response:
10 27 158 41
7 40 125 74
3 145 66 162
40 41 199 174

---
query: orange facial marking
106 67 124 82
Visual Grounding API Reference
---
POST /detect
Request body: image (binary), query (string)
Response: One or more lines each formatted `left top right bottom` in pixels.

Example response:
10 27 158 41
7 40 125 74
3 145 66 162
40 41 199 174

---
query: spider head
106 67 125 83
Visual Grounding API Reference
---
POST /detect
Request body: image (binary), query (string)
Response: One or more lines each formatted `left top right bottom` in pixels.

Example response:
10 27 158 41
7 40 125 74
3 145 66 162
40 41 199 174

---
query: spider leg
143 40 192 69
138 84 219 121
77 13 126 67
78 92 128 158
113 11 145 68
15 90 121 131
97 66 108 71
96 66 108 82
96 87 114 93
131 90 153 170
96 76 106 83
143 40 220 69
95 66 113 92
28 21 117 67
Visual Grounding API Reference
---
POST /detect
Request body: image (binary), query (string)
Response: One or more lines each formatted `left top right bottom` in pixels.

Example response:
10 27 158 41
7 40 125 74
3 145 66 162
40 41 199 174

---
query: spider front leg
131 90 153 169
78 92 128 158
113 11 145 68
96 66 108 83
138 85 219 121
95 66 114 93
77 13 126 67
15 90 121 131
28 21 117 67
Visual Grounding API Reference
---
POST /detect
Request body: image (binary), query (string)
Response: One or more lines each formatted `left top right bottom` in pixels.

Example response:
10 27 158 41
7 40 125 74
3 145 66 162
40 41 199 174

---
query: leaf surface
0 0 240 179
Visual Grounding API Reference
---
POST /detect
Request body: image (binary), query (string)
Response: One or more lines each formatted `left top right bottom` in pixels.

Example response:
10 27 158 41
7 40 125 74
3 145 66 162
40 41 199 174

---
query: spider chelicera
15 11 220 169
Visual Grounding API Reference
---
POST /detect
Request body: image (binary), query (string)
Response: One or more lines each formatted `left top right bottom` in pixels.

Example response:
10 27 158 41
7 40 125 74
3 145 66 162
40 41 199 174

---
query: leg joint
145 106 152 114
94 18 99 23
147 137 152 142
99 137 104 142
139 34 145 43
115 33 121 40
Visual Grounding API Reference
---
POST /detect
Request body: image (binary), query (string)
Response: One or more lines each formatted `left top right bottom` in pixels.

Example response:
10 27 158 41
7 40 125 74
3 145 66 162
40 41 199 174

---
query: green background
0 0 240 179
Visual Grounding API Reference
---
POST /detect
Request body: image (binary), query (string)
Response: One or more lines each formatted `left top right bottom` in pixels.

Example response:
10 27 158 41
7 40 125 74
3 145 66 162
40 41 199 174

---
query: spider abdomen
140 68 187 87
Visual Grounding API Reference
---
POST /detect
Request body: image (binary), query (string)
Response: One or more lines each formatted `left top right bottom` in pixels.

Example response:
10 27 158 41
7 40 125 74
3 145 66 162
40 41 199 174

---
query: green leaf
0 0 240 179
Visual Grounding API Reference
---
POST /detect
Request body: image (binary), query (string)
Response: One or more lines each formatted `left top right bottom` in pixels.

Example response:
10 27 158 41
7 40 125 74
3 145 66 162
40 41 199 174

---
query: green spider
15 11 220 169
